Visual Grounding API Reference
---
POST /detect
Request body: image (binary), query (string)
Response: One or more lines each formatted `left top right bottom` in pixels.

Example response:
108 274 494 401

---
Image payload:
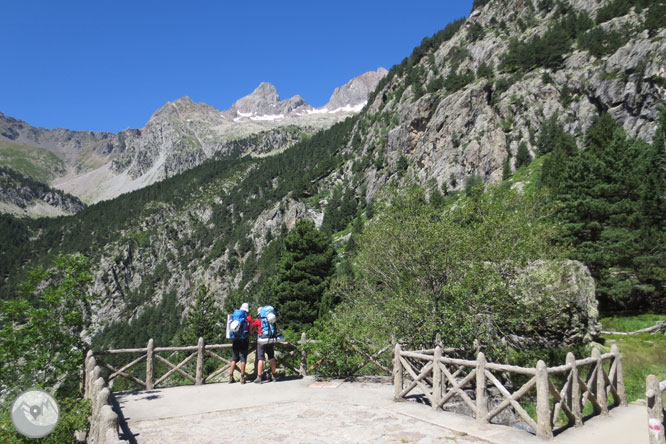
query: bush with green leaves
0 254 92 401
312 184 566 369
175 285 224 345
444 69 475 93
0 254 93 441
577 26 627 58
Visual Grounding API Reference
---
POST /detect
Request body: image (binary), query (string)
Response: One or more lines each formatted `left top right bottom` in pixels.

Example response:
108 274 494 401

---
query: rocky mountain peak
229 82 304 117
325 67 388 110
251 82 280 99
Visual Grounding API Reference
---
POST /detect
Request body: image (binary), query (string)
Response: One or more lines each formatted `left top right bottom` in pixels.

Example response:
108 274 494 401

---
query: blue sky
1 1 473 133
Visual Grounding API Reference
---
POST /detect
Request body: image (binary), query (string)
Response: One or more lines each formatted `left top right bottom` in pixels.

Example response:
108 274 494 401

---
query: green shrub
596 0 632 24
476 62 494 79
578 27 627 58
502 26 572 72
444 69 475 93
464 175 484 195
313 184 566 366
644 2 666 36
467 22 485 41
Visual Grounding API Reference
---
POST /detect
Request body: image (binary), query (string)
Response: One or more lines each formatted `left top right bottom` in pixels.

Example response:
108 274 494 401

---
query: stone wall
83 351 124 444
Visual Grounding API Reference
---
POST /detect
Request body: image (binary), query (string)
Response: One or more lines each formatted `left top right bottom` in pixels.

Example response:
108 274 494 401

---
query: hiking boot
229 375 235 384
253 376 262 384
240 375 246 384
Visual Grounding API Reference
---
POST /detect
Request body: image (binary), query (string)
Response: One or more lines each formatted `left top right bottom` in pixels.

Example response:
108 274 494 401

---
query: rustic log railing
646 374 666 444
93 336 308 389
394 344 627 439
91 333 391 390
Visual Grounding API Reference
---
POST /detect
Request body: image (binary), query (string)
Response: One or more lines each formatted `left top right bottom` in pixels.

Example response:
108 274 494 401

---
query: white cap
240 303 249 312
257 306 262 315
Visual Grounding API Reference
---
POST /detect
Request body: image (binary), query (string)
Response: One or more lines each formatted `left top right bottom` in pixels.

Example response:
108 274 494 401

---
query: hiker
253 305 278 384
228 302 252 384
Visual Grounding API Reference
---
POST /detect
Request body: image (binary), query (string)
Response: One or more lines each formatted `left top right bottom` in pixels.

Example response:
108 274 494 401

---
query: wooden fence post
146 339 154 390
300 332 307 377
196 337 204 385
567 352 582 427
536 360 553 439
394 343 403 400
593 347 608 415
611 344 628 406
476 352 488 422
646 375 665 444
432 346 442 410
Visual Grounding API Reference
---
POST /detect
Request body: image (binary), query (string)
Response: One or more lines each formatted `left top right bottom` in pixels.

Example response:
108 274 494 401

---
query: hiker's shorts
232 339 249 363
256 342 275 361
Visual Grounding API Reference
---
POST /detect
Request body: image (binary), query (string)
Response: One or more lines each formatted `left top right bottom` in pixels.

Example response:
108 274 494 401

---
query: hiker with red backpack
228 302 252 384
253 305 279 384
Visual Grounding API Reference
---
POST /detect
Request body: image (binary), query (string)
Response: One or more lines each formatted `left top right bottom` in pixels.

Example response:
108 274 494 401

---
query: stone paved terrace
113 376 647 444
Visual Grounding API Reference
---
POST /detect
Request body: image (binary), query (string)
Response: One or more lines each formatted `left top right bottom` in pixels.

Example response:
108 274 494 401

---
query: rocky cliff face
0 167 85 217
339 0 665 199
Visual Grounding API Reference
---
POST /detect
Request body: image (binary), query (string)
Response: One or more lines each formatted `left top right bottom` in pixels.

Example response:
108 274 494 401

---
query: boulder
510 260 601 348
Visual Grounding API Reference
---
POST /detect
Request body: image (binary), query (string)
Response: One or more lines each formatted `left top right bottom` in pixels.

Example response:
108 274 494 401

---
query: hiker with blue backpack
253 305 279 384
228 302 252 384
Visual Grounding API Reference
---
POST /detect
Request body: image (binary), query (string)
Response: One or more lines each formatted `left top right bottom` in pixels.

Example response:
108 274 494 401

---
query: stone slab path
113 377 648 444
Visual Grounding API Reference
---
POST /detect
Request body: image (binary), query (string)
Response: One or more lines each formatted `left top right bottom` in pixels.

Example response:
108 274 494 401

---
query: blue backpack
259 305 277 338
230 309 248 340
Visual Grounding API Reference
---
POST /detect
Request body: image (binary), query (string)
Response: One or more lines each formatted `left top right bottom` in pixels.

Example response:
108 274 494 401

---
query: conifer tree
515 142 532 169
634 106 666 307
179 285 223 345
271 220 334 331
550 112 664 308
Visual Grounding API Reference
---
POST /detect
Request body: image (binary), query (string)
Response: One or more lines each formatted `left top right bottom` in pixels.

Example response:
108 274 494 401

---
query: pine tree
179 285 223 345
271 220 335 331
538 117 578 189
634 106 666 307
550 112 663 308
515 142 532 169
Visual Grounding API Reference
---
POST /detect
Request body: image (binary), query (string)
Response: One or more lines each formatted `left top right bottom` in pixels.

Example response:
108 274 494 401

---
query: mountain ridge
0 68 387 210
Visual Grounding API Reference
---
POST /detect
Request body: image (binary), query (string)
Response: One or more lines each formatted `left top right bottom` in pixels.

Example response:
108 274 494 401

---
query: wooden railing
91 333 396 390
646 374 666 444
93 336 309 389
393 344 628 439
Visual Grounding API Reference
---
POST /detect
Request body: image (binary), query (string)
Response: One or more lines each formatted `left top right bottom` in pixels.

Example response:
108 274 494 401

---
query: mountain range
0 67 387 214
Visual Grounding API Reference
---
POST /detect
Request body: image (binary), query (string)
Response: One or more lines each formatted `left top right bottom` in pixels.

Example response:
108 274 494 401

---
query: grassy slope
601 313 666 402
0 139 64 182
